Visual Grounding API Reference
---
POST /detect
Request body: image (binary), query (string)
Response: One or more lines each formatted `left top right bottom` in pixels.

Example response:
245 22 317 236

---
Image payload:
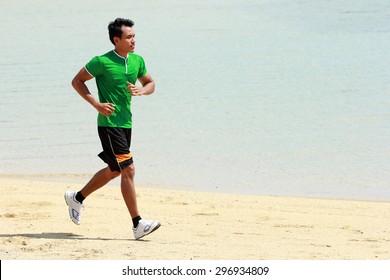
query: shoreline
1 178 390 260
0 174 389 203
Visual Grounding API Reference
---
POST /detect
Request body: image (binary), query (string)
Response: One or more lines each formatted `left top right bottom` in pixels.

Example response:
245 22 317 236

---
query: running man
65 18 160 240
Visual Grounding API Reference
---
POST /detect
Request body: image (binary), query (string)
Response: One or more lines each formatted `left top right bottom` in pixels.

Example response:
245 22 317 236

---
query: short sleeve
85 56 103 77
137 56 147 78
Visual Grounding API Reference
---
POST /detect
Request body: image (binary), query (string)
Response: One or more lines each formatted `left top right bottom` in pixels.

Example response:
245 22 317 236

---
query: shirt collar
113 50 128 60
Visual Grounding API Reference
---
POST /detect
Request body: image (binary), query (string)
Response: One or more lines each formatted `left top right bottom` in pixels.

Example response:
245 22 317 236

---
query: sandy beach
0 178 389 260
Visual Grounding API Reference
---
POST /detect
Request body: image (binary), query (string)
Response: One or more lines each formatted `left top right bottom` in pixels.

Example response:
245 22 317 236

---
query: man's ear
113 36 120 44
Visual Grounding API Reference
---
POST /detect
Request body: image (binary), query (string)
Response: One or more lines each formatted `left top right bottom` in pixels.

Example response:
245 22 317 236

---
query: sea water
0 0 389 201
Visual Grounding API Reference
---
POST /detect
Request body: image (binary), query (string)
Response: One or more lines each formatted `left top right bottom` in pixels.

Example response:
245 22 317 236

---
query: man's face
115 26 135 53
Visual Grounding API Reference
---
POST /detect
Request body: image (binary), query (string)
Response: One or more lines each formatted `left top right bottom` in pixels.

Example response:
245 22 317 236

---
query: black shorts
97 126 133 172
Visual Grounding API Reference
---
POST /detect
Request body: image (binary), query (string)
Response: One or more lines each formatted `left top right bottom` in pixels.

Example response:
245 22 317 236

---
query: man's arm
126 73 155 96
71 67 115 116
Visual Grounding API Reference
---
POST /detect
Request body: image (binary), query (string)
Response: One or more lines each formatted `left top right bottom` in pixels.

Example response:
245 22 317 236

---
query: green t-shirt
85 50 147 128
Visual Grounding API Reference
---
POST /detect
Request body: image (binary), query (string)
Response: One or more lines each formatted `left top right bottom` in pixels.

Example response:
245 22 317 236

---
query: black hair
108 18 134 45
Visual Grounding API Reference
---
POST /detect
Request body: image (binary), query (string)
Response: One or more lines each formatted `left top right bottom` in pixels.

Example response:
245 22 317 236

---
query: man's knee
121 164 135 178
110 170 121 179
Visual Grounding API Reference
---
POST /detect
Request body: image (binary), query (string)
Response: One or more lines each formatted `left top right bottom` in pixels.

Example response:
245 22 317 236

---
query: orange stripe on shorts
116 153 133 163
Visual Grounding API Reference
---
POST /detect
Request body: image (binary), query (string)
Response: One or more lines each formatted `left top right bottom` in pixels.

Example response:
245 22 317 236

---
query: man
65 18 160 240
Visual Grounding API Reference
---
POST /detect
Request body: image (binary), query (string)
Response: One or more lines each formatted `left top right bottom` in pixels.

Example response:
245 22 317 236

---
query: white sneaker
133 219 161 240
64 190 84 225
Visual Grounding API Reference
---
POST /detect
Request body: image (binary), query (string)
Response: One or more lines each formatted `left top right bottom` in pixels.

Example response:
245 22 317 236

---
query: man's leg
65 166 119 225
79 166 120 198
121 163 160 239
120 163 139 218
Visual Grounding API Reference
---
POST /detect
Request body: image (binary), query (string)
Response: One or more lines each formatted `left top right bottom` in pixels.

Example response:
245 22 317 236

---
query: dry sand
0 178 389 260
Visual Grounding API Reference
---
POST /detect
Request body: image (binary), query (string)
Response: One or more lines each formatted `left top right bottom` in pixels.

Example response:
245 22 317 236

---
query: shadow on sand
0 232 148 242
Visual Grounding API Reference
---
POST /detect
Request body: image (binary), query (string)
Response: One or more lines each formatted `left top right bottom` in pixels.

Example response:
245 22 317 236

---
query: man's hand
126 82 143 96
95 103 116 117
